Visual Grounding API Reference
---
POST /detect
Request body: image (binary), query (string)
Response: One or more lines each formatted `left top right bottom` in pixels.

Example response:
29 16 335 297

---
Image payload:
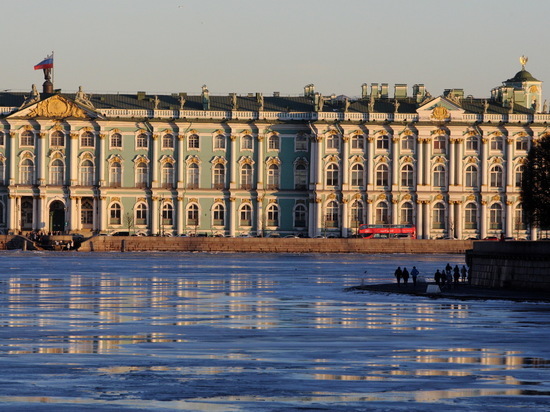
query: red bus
358 224 416 239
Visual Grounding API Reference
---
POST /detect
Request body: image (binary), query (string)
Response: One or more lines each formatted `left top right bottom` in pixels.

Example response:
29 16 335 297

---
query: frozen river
0 251 549 411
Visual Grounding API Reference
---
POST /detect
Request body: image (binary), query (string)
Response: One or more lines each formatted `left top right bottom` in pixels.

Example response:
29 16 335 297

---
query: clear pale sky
3 0 550 99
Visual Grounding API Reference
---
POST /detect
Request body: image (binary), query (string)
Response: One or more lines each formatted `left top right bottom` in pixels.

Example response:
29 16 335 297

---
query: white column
367 137 375 188
70 196 77 232
309 137 317 191
315 200 322 237
230 136 237 189
9 132 16 184
316 137 323 189
416 200 423 239
424 139 433 186
177 135 185 188
32 196 38 231
449 201 455 238
229 198 236 237
456 138 464 186
99 196 107 232
256 197 263 236
152 134 159 188
505 138 514 188
341 200 348 238
417 138 424 186
76 197 82 231
8 195 16 233
257 136 264 188
449 139 456 186
366 200 373 225
505 200 513 237
423 202 430 239
93 197 98 232
36 133 45 185
98 134 106 186
177 196 184 234
480 137 488 190
456 202 463 240
70 133 78 185
480 201 487 239
342 136 349 190
391 199 398 225
391 136 399 188
151 196 159 235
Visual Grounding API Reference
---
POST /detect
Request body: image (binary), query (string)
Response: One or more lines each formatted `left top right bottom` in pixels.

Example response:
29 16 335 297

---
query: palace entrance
49 200 66 233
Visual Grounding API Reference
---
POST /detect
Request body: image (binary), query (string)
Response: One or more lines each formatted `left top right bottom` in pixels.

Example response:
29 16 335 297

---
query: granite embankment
77 237 473 254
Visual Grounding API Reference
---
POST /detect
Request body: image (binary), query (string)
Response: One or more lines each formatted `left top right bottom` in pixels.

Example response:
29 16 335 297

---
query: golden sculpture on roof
520 55 528 69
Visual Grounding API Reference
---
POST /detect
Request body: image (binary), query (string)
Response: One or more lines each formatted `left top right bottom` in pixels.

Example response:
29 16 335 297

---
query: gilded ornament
27 95 88 119
378 194 386 200
431 106 450 121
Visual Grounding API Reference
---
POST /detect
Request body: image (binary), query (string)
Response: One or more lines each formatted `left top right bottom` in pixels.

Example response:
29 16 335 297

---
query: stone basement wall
467 241 550 292
78 237 473 254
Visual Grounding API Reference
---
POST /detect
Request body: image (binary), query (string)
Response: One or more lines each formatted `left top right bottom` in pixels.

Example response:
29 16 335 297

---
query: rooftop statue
75 86 94 109
21 84 41 108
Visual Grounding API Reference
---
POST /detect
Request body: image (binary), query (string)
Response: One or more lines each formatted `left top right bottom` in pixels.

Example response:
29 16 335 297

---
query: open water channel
0 251 548 411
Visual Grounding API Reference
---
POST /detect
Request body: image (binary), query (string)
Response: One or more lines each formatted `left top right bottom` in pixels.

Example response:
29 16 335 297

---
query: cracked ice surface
0 251 549 411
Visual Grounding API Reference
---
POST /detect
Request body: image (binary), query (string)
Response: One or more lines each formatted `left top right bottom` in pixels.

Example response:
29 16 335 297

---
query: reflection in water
0 252 548 409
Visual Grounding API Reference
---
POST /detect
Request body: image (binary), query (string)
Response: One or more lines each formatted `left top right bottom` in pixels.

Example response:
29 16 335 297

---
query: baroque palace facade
0 61 547 239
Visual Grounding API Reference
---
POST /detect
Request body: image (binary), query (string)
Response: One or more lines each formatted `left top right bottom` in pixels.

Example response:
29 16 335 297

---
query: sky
3 0 550 99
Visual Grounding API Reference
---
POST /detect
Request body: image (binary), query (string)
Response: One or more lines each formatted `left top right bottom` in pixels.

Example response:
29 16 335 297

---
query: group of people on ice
394 263 471 288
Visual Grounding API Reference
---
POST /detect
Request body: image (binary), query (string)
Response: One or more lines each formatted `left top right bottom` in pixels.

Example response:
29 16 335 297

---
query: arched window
401 134 414 151
80 159 94 186
111 133 122 148
433 135 446 154
162 134 174 149
21 130 34 146
515 165 524 187
214 134 225 150
325 200 339 228
110 203 121 225
135 203 148 225
401 202 413 225
267 164 280 189
350 200 364 229
213 204 225 226
0 160 4 184
239 204 252 226
433 165 446 187
266 204 279 227
241 135 253 150
162 203 173 225
51 131 64 147
489 165 503 188
490 135 503 151
376 134 389 150
375 202 389 224
213 163 225 189
240 163 252 189
20 159 34 184
326 134 339 150
516 136 529 151
401 164 413 187
375 163 389 187
432 203 445 229
351 164 364 187
490 203 503 230
136 162 148 188
137 133 148 148
187 163 199 189
50 159 64 185
162 163 174 188
514 203 526 231
294 164 307 190
465 165 478 188
188 134 199 149
351 134 364 150
268 135 279 150
187 204 199 226
81 131 94 148
326 163 339 186
466 135 478 151
110 162 122 187
81 200 93 226
294 204 307 228
465 203 477 230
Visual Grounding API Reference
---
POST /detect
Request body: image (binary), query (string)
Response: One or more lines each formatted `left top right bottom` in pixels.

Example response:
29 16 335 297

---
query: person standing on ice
402 267 409 285
411 266 419 288
394 267 403 286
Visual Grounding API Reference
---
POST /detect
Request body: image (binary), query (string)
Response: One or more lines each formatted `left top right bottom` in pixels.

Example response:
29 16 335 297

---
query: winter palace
0 59 548 239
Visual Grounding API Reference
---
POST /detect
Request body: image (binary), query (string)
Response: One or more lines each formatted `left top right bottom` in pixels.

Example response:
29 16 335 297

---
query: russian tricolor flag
34 54 54 70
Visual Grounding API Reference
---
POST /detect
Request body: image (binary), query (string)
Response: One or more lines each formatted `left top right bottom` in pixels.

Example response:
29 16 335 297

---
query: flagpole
51 50 55 88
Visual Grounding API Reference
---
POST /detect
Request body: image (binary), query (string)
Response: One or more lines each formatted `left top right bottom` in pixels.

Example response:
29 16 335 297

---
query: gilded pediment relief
12 95 96 119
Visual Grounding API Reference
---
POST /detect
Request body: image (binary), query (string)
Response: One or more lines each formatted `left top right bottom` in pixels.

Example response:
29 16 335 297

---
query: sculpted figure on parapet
21 84 40 107
75 86 94 109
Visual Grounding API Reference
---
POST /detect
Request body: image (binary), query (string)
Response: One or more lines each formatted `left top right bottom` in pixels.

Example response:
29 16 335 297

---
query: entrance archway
49 200 65 233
